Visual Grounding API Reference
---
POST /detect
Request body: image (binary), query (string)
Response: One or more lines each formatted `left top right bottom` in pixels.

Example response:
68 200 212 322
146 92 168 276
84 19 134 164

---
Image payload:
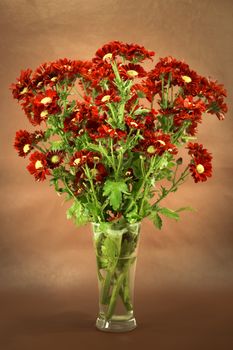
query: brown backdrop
0 0 233 349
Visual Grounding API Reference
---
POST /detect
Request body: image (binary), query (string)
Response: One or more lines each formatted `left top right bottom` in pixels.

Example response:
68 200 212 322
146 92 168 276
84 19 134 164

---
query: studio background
0 0 233 349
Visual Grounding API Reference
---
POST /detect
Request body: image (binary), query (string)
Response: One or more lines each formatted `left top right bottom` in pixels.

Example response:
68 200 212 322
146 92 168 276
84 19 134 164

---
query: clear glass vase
92 221 141 332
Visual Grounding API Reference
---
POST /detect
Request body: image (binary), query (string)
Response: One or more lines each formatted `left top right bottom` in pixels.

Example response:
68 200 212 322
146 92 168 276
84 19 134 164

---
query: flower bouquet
11 41 227 332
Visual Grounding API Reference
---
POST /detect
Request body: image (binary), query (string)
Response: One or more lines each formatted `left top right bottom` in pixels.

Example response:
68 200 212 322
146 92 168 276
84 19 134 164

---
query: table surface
1 287 232 350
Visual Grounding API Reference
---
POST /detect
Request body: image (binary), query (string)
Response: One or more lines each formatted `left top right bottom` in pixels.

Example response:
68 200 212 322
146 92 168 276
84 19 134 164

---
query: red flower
10 69 33 101
70 150 101 168
136 131 177 157
93 41 125 65
125 116 144 130
93 41 154 65
94 89 121 108
31 59 92 89
118 63 147 80
46 151 64 169
123 43 155 62
97 124 127 140
14 130 33 157
63 104 86 134
70 151 90 167
27 89 61 125
172 95 207 135
14 130 45 157
72 170 86 196
27 151 50 181
93 163 108 183
187 143 212 183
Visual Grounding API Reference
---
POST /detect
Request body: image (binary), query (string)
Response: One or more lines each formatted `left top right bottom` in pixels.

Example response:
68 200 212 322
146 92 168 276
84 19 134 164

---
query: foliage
11 41 227 229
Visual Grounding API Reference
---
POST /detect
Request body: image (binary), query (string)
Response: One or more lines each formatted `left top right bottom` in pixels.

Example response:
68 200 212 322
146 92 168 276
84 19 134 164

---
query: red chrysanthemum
14 130 33 157
27 151 50 181
187 143 212 183
136 131 177 157
70 150 101 168
33 89 60 115
31 59 92 89
20 89 61 126
118 63 147 80
94 89 121 108
70 151 89 167
125 116 145 130
10 69 34 101
92 163 108 183
14 129 45 157
46 151 64 169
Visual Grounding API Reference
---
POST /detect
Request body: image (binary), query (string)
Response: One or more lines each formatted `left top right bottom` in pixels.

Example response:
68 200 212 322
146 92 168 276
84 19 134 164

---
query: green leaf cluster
103 180 129 211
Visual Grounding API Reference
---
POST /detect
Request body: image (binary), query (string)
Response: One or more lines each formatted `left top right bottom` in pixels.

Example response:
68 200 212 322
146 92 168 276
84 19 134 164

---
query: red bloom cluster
46 151 64 169
118 63 147 80
135 130 177 157
11 41 227 193
187 143 212 183
143 56 228 121
27 151 50 181
94 89 121 109
172 95 207 135
93 41 155 65
70 150 108 189
14 130 44 157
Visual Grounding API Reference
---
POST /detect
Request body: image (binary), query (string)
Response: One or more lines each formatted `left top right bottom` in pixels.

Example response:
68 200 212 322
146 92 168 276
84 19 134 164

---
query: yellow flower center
23 144 30 153
74 158 81 165
20 87 28 95
90 168 98 177
51 77 57 82
51 155 59 163
101 95 111 102
147 145 156 154
35 160 43 169
40 110 48 118
127 70 139 78
182 75 192 83
196 164 205 174
103 53 113 61
41 97 52 105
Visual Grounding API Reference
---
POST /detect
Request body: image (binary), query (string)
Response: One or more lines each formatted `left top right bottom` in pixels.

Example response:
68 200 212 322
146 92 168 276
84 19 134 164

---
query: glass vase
92 221 141 332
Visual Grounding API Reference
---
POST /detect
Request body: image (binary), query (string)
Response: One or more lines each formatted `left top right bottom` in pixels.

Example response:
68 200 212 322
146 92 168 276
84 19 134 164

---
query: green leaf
152 212 163 230
134 108 150 116
120 238 136 257
158 207 180 221
175 206 195 213
99 235 122 268
66 200 89 226
103 180 129 211
125 202 141 223
49 140 64 151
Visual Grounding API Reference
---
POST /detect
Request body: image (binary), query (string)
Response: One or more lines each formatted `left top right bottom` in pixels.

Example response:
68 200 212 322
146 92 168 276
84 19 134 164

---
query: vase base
96 316 137 333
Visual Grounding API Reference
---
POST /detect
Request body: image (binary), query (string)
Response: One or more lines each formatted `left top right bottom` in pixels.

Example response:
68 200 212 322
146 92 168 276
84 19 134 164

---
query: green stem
115 149 123 180
33 144 46 154
84 165 104 221
120 269 133 311
152 165 190 208
71 84 85 101
110 138 117 173
101 269 113 304
126 155 164 214
106 272 125 320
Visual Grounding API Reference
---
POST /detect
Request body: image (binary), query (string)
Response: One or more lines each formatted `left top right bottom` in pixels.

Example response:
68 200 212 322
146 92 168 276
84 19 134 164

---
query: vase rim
91 221 141 226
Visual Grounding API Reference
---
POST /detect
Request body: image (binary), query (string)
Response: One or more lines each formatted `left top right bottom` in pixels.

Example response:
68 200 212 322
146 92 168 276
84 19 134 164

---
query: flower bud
176 157 183 165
